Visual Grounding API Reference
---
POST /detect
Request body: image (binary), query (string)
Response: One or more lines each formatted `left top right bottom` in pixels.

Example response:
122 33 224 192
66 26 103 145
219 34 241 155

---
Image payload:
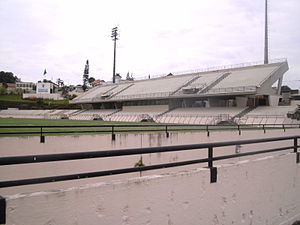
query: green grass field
0 118 168 136
0 117 288 137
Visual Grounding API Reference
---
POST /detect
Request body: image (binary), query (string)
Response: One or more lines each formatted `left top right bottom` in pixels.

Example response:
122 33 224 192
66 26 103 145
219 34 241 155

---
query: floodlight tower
264 0 269 64
111 27 119 83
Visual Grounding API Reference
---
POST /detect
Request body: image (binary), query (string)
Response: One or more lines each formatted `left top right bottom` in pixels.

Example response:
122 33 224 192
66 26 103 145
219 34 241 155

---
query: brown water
0 129 298 196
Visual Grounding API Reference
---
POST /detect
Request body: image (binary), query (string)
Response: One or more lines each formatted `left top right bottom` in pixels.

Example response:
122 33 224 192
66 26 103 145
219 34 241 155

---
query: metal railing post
206 125 210 137
40 127 45 143
165 125 169 138
111 126 116 141
0 196 6 224
294 137 298 153
208 146 217 183
294 137 299 164
208 147 213 168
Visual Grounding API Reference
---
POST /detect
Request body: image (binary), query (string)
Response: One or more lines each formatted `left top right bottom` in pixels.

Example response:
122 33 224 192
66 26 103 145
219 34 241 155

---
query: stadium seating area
1 61 297 125
69 109 119 120
71 62 285 103
1 104 299 125
235 105 300 125
156 107 246 124
0 109 81 119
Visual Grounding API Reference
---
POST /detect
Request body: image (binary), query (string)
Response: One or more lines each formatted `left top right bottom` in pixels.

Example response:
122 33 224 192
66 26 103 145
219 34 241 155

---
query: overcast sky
0 0 299 88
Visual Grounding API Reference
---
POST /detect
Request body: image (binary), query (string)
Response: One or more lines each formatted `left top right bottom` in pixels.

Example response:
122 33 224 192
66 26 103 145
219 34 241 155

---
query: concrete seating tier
0 109 81 119
0 109 52 119
106 108 167 122
77 85 115 101
211 64 279 90
111 75 195 100
69 109 119 120
235 116 300 125
175 72 224 94
246 106 298 116
156 107 246 125
73 83 131 102
235 105 300 125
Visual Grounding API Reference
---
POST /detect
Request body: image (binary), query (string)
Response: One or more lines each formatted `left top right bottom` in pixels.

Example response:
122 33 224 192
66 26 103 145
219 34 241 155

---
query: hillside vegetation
0 94 79 109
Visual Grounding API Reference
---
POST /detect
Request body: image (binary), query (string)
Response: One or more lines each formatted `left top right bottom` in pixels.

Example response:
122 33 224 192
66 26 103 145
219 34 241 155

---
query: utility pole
264 0 269 64
111 27 119 83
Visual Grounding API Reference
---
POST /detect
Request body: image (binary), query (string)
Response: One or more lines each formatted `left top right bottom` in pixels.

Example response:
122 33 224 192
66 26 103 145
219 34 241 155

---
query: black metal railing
0 135 299 188
0 124 299 143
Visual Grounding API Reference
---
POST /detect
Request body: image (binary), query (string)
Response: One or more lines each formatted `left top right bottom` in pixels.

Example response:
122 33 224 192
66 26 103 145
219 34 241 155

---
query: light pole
111 27 119 83
264 0 268 64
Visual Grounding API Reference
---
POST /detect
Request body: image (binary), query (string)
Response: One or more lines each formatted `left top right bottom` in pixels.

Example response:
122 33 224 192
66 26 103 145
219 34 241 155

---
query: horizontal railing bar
0 158 210 188
0 145 296 188
0 136 299 166
212 145 294 161
0 125 298 136
0 124 298 129
0 129 169 135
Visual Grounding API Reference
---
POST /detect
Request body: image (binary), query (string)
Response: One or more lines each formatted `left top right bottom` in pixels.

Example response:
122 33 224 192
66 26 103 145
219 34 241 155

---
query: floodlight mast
111 27 119 83
264 0 269 64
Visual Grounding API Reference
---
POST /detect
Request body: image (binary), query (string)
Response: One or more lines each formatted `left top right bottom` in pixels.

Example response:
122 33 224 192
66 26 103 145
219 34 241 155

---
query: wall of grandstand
236 96 248 107
257 62 289 94
122 105 169 113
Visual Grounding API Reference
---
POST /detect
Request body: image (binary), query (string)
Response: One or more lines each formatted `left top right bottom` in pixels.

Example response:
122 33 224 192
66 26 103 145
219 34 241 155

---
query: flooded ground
0 128 299 196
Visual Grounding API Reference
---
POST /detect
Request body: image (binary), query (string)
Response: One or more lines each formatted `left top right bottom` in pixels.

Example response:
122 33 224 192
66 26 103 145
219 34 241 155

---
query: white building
36 82 54 94
23 82 63 100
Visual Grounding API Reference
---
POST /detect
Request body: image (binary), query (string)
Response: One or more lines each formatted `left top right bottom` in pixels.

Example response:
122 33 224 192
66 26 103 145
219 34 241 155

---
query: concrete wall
4 152 300 225
122 105 169 112
236 96 248 107
269 95 280 106
23 93 63 100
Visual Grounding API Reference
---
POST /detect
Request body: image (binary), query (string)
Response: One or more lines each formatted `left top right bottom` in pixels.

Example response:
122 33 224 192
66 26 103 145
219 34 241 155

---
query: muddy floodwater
0 129 299 195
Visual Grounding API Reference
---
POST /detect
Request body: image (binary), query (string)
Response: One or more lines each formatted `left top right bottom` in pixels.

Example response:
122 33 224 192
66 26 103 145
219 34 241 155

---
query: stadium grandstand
67 59 300 125
1 59 299 125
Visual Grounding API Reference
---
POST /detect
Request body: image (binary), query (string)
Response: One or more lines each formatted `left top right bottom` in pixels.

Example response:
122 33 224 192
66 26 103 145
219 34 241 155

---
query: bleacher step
199 72 231 93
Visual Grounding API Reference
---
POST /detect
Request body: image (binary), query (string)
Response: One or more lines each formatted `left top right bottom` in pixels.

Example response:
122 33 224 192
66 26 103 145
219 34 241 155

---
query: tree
0 86 6 94
88 77 95 84
0 71 19 83
126 72 134 81
281 85 292 93
83 60 89 91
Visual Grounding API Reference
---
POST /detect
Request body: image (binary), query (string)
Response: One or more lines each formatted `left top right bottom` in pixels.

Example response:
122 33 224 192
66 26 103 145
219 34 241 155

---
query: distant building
90 79 105 87
16 82 35 92
23 82 63 100
36 82 54 94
